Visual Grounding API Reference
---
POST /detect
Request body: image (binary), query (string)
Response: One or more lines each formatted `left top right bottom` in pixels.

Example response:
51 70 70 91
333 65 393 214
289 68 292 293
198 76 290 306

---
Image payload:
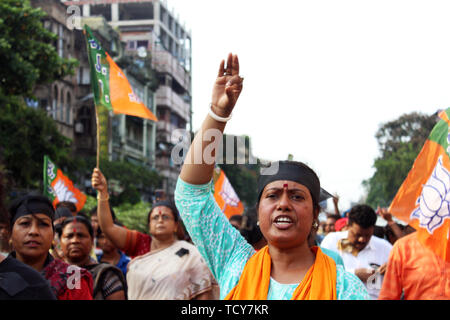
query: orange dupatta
224 246 337 300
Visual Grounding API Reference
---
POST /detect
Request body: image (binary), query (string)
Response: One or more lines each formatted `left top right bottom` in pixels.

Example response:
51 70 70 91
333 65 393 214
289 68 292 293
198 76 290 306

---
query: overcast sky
166 0 450 210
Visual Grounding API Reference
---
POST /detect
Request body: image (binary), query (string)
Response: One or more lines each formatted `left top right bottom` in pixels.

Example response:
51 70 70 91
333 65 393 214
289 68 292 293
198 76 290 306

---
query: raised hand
377 207 393 222
211 53 243 118
91 168 108 195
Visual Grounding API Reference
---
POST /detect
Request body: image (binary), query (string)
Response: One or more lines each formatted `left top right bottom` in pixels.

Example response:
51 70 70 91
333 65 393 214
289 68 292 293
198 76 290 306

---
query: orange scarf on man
224 246 337 300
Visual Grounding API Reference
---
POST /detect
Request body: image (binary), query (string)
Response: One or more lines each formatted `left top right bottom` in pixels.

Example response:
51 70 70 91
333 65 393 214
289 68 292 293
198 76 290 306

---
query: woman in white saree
91 168 218 300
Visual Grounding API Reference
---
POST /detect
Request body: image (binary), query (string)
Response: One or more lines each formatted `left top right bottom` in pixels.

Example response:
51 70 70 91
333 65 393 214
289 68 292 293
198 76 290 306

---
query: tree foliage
82 194 150 234
0 97 72 191
0 0 77 97
220 164 259 209
98 159 162 206
218 134 260 209
74 156 162 207
114 201 151 234
364 112 438 207
0 0 78 194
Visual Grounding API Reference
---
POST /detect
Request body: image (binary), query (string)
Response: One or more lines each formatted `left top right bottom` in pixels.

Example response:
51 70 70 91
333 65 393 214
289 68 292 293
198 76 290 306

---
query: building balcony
152 49 190 90
156 120 178 134
155 86 190 121
126 138 144 152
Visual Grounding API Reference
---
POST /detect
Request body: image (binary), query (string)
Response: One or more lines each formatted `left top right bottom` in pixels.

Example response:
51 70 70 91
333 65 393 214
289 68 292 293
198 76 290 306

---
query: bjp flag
213 168 244 219
43 156 86 213
389 108 450 262
83 25 157 121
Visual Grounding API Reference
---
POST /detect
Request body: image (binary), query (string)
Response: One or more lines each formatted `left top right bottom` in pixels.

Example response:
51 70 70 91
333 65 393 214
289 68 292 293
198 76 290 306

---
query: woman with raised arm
175 53 370 300
91 169 218 300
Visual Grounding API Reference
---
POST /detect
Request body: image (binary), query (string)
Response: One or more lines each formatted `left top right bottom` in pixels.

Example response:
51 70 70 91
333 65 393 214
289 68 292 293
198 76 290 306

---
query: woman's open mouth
273 215 294 230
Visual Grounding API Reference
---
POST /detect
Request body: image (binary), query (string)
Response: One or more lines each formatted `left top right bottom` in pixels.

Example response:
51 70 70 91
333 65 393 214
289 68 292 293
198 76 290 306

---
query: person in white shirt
320 204 392 299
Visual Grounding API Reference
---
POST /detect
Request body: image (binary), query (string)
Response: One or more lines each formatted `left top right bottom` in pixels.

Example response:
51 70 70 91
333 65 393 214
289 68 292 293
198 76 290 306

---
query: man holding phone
321 204 393 299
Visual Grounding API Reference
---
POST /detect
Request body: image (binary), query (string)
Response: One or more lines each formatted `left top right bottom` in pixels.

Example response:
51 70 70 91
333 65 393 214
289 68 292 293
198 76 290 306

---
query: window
40 99 48 111
136 40 148 50
44 20 51 31
81 67 90 85
170 113 179 127
58 25 64 58
66 92 72 124
52 86 58 119
78 106 92 135
119 3 153 21
90 4 111 21
127 41 136 50
59 95 64 122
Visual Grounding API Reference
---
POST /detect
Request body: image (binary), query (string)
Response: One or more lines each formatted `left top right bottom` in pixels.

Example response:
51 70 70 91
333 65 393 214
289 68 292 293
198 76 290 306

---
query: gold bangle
97 193 109 201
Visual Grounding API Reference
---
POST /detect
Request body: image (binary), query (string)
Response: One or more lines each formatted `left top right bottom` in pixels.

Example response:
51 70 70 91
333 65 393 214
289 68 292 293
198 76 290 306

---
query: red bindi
283 183 288 189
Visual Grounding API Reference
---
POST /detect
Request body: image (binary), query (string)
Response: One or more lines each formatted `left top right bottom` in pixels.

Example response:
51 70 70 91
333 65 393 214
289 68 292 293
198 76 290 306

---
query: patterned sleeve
101 269 126 299
336 265 371 300
174 177 255 288
123 229 151 258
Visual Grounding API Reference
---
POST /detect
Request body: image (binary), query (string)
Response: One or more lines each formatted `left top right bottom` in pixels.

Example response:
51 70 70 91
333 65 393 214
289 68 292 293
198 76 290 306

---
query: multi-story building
31 0 78 143
30 0 160 200
64 0 193 199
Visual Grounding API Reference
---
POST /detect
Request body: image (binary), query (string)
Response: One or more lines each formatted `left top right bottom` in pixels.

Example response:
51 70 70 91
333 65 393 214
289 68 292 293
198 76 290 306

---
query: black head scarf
257 161 332 206
9 194 55 226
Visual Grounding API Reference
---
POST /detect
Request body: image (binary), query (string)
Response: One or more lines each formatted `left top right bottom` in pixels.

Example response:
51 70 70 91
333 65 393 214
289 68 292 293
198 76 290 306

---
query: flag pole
95 104 100 169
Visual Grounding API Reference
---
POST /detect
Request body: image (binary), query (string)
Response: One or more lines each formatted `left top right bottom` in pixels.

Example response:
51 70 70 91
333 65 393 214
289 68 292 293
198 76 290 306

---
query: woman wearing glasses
91 168 218 300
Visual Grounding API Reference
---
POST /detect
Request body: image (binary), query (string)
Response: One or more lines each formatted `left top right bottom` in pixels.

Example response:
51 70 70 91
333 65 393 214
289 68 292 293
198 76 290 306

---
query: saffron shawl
225 246 337 300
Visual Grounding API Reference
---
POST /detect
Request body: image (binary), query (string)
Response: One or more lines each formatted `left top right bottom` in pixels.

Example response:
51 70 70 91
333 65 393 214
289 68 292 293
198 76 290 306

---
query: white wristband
209 103 232 122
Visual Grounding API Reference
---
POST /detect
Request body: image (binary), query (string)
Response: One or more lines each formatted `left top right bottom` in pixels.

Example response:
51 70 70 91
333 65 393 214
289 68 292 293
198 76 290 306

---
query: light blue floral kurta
174 178 369 300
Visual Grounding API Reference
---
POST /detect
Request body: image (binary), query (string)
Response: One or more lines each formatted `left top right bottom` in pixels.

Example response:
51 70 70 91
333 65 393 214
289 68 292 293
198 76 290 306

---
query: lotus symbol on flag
53 180 77 203
219 178 240 208
410 156 450 234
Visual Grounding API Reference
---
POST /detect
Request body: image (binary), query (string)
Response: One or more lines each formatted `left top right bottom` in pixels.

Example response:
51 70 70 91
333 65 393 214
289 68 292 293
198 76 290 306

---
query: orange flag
43 156 86 213
389 108 450 262
84 25 157 121
213 168 244 219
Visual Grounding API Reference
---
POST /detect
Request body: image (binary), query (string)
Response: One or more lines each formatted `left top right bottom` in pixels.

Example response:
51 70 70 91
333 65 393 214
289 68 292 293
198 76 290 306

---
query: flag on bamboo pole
389 108 450 262
213 168 244 219
43 155 86 213
83 25 158 121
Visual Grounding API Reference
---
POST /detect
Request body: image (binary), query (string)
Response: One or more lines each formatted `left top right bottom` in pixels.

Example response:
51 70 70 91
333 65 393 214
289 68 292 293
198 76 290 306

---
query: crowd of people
0 53 449 300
